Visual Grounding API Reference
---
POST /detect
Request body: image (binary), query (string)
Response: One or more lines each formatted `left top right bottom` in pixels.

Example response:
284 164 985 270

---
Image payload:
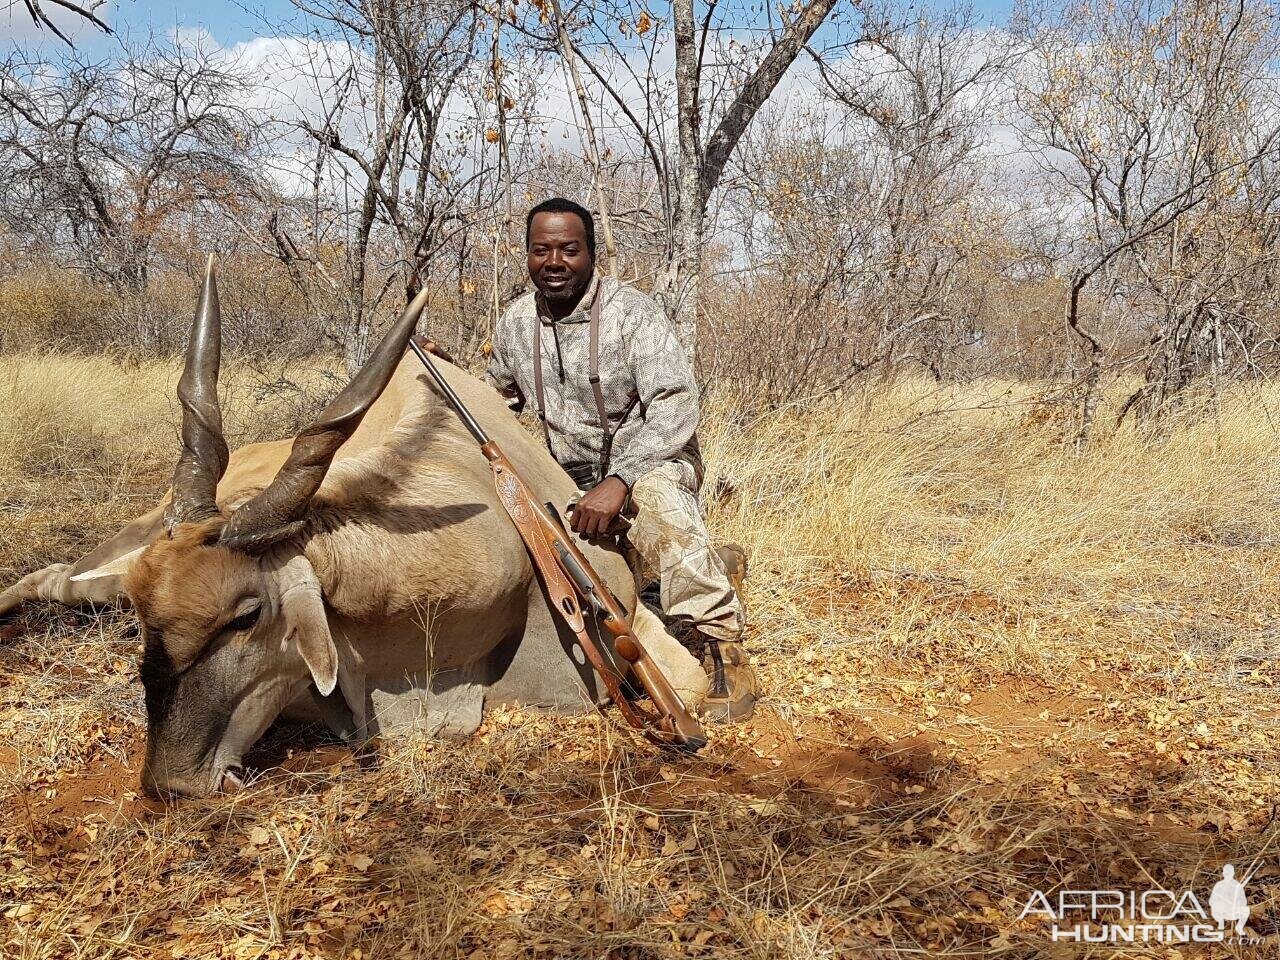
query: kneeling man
485 197 757 721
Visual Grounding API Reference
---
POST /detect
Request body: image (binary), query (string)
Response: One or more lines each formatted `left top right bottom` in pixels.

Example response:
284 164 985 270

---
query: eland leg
631 602 710 708
0 507 164 619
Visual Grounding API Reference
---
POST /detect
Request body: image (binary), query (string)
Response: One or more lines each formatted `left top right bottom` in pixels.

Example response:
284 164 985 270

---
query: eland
0 259 708 797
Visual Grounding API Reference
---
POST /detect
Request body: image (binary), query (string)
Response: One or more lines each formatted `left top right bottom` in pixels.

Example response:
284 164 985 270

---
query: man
485 197 757 721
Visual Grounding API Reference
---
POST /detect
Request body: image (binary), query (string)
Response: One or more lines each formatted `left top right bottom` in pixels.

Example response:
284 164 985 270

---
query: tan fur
126 520 260 672
294 359 578 625
8 356 709 796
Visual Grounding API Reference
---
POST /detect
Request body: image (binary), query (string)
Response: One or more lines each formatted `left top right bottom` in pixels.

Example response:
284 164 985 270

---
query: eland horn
164 254 229 532
219 286 433 553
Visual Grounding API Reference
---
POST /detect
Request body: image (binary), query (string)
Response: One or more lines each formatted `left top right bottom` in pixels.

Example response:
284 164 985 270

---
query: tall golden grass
2 354 1278 958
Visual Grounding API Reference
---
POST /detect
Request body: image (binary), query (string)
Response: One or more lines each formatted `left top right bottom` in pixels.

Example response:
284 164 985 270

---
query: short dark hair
526 197 596 258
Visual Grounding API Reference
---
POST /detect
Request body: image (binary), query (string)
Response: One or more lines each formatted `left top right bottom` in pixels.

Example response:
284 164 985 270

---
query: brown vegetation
3 0 1280 954
3 0 1277 422
2 355 1277 957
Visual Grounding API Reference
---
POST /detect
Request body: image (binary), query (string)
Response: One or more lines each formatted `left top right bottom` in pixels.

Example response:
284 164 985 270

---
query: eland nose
140 758 206 801
140 761 178 801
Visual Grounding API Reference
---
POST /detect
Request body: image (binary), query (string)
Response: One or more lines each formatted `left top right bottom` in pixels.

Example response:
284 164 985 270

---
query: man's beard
537 272 589 306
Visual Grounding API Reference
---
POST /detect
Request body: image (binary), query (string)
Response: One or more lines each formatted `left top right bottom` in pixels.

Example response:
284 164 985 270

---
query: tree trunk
343 177 379 376
549 0 618 278
662 0 839 359
664 0 703 357
668 206 703 359
1066 274 1102 452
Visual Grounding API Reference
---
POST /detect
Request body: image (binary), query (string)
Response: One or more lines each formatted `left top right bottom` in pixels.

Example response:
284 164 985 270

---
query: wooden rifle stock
535 484 707 749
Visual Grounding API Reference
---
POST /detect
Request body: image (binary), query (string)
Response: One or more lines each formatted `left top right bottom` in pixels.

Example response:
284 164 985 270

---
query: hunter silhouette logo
1209 865 1250 936
1019 864 1260 944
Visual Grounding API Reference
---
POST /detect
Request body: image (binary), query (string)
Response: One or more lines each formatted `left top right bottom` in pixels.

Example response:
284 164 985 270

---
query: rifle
407 339 708 753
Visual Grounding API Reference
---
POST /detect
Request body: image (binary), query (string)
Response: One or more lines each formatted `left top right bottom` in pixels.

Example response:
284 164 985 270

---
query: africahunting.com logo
1019 864 1262 945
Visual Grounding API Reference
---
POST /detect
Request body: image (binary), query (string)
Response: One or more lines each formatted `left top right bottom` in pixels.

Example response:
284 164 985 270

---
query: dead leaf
483 892 508 917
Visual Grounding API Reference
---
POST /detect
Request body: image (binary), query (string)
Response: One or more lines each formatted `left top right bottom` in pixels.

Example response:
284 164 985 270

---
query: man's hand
571 476 628 537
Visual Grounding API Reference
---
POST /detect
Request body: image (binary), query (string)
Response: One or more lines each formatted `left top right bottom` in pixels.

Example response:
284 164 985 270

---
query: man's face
527 211 593 307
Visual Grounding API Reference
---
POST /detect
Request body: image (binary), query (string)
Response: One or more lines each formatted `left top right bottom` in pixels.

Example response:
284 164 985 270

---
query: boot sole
698 690 757 724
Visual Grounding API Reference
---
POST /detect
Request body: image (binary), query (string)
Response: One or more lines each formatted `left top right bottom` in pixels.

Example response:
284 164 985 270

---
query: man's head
526 197 595 309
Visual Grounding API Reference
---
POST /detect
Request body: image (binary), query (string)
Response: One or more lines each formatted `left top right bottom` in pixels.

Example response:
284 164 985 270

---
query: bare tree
524 0 846 353
689 6 1019 407
810 3 1019 376
1016 0 1280 447
512 0 675 280
9 0 110 46
0 37 259 293
547 0 620 277
259 0 488 372
2 0 1279 419
662 0 843 351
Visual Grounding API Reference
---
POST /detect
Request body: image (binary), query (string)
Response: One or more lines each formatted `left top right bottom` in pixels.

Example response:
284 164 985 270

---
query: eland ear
274 554 338 696
69 546 147 583
294 604 338 697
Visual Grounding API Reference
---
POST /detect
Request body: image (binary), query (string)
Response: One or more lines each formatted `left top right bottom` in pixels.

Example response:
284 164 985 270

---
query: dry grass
2 355 1279 958
0 270 119 353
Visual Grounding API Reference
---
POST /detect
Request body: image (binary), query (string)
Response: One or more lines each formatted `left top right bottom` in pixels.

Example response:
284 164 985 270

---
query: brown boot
698 635 758 723
696 543 756 721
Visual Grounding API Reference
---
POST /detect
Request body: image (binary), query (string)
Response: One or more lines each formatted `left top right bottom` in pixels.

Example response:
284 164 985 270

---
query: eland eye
225 605 261 634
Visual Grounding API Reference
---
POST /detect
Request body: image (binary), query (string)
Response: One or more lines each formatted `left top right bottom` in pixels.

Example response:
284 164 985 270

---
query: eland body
0 262 708 797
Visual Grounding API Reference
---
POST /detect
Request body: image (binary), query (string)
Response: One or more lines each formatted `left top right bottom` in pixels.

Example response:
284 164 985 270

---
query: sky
0 0 1040 210
0 0 301 50
0 0 1020 53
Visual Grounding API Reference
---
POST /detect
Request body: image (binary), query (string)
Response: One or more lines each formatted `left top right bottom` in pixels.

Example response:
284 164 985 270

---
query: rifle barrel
407 339 489 445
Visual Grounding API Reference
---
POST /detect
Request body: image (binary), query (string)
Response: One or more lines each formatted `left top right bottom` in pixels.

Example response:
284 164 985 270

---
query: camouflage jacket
485 275 703 493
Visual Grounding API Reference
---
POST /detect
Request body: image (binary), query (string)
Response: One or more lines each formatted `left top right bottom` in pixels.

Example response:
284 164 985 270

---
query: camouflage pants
623 462 743 643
